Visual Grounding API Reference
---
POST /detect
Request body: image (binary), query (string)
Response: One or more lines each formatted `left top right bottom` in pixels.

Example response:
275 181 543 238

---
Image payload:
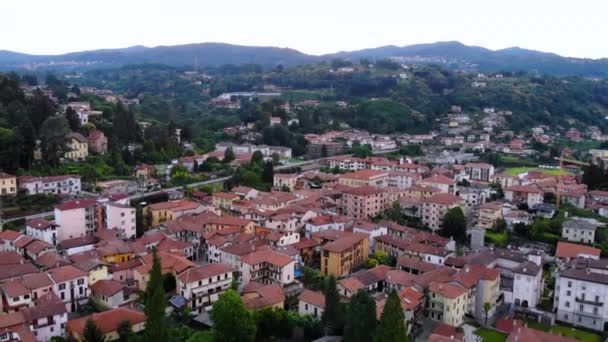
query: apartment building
145 199 205 227
513 261 543 308
18 175 81 196
0 172 17 196
419 175 456 194
428 281 468 327
339 170 389 188
54 199 98 241
562 218 600 244
321 233 369 276
177 263 233 313
422 194 464 232
388 171 421 189
504 185 543 208
46 265 89 312
464 163 495 182
25 218 58 246
477 202 503 229
342 186 388 219
240 249 295 286
273 173 299 191
105 203 136 239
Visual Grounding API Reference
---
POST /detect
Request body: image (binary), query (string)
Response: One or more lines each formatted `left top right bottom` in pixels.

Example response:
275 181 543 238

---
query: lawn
485 230 510 247
525 320 602 342
505 167 571 176
475 328 507 342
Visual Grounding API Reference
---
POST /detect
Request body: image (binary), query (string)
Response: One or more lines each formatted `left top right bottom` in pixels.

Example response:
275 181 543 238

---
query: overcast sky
2 0 605 58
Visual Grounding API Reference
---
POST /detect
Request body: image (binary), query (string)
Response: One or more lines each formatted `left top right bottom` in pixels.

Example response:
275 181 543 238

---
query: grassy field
485 231 510 247
475 328 507 342
525 320 602 342
505 167 571 176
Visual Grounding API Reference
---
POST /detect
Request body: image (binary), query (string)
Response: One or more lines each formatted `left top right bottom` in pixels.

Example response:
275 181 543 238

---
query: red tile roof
424 193 462 206
47 265 88 283
90 279 125 297
556 241 601 259
340 169 388 180
298 289 325 308
67 308 146 337
321 233 367 253
177 263 232 283
428 281 466 299
55 199 97 211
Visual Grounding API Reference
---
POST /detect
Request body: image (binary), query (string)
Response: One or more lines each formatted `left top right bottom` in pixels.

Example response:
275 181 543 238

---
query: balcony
575 297 603 306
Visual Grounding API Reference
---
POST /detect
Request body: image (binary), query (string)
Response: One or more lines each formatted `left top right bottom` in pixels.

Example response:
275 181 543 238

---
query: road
1 158 324 227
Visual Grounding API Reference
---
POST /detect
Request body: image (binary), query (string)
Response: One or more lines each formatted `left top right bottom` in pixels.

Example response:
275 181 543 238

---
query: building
242 283 285 310
555 241 601 261
305 216 347 238
25 218 58 246
298 289 325 319
428 281 468 327
145 200 206 227
477 202 503 229
18 175 81 196
464 163 495 182
513 261 542 308
342 186 388 219
0 172 17 196
64 132 88 161
321 233 369 276
562 218 600 244
47 265 89 312
54 199 98 241
177 263 233 313
67 308 146 341
240 249 295 286
105 203 136 239
422 194 464 232
273 173 299 191
504 186 543 208
338 170 389 188
420 175 456 194
88 129 108 154
96 180 137 195
90 279 127 309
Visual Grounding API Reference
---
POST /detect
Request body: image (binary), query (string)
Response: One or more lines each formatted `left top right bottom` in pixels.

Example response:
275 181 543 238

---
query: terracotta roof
147 199 201 212
422 174 455 185
298 289 325 308
136 251 195 275
506 326 579 342
58 235 99 249
47 265 87 283
322 233 367 253
429 281 467 299
556 241 601 259
496 319 524 334
55 199 97 211
91 279 125 297
342 185 385 196
177 264 232 283
67 308 146 337
504 185 543 194
242 283 285 309
338 277 365 293
26 218 54 230
0 230 22 241
424 193 462 205
0 263 38 282
0 251 26 265
241 249 293 267
397 256 441 273
340 169 388 180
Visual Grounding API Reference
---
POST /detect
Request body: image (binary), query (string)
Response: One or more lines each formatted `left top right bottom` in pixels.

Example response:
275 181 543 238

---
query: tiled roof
321 233 367 253
47 265 88 283
67 308 146 336
298 289 325 308
55 199 97 211
177 263 232 283
423 193 462 205
429 281 467 299
242 283 285 309
91 279 125 297
556 241 601 259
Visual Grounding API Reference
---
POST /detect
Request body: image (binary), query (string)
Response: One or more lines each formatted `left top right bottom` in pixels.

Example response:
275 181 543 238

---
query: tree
377 290 408 342
483 302 492 326
322 276 342 335
344 290 377 342
144 249 167 342
65 106 81 132
491 218 507 233
186 331 215 342
135 205 144 238
262 161 274 183
439 207 467 243
251 150 264 166
211 289 256 342
83 319 106 342
223 147 235 164
117 320 132 342
39 116 70 167
544 192 557 204
0 128 18 172
351 144 372 158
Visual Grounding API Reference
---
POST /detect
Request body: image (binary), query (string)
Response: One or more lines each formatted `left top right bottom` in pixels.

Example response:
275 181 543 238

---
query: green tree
186 331 215 342
65 106 81 132
39 116 70 167
83 319 106 342
144 249 167 342
0 128 18 172
483 302 492 326
117 320 132 342
223 147 235 164
377 290 408 342
439 207 467 243
491 218 507 233
344 290 377 342
262 161 274 183
351 144 372 158
211 289 256 342
251 150 264 166
322 276 342 335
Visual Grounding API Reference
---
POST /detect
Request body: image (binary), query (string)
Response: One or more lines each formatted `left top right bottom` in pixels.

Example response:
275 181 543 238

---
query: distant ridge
1 41 608 76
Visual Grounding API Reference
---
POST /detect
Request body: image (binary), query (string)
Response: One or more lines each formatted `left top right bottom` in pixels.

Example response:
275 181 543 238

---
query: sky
1 0 606 59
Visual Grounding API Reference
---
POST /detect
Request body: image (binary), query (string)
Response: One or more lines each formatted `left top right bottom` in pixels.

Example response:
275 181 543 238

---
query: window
567 290 571 296
77 279 84 285
565 301 570 308
58 284 66 290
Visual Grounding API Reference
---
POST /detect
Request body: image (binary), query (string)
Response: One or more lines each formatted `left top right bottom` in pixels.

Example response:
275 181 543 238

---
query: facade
54 199 98 241
477 202 503 229
47 265 89 312
298 289 325 319
321 233 369 276
464 163 495 182
273 173 299 191
105 203 136 239
422 194 464 232
177 263 233 313
64 132 89 161
428 281 468 327
562 218 599 244
18 175 81 196
342 186 388 219
25 219 58 246
338 170 389 188
90 279 126 309
88 129 108 154
513 261 543 308
0 172 17 196
504 186 543 208
145 200 205 227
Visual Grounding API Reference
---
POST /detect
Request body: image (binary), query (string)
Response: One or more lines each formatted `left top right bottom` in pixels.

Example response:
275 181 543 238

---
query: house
428 282 468 327
273 173 299 191
339 170 389 188
337 265 391 298
240 249 295 286
67 308 146 341
64 132 88 161
18 175 81 196
477 202 503 229
54 199 99 241
145 200 206 227
46 265 89 312
305 216 347 238
176 263 233 313
242 282 285 310
512 261 542 308
90 279 127 309
422 194 464 232
25 218 58 246
342 186 388 219
88 129 108 154
562 217 601 244
463 163 495 182
133 251 195 291
321 233 369 276
298 289 325 319
504 186 543 208
555 241 601 261
212 192 240 210
0 172 17 196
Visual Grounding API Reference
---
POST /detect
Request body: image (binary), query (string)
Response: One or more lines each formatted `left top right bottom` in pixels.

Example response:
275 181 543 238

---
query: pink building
342 186 388 219
88 129 108 155
54 199 98 242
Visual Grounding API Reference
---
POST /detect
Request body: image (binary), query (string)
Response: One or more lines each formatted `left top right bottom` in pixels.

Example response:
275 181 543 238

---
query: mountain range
1 41 608 77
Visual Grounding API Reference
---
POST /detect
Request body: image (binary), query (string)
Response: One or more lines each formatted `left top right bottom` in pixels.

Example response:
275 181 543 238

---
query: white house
298 289 325 319
512 261 543 308
25 218 58 246
18 175 81 196
177 263 233 313
562 218 600 244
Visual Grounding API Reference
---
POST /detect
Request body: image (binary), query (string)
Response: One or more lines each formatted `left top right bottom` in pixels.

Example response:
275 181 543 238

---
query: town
1 40 608 342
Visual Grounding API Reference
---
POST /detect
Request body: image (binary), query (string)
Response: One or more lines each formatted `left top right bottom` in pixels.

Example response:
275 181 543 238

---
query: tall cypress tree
83 319 106 342
377 290 408 342
262 161 274 183
344 290 377 342
144 249 167 342
322 276 342 335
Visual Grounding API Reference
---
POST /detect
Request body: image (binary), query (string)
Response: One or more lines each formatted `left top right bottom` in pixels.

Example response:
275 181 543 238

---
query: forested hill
2 41 608 77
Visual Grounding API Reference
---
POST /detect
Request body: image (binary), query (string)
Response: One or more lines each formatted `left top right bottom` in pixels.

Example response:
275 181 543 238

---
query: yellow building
145 199 203 226
478 202 503 229
321 233 369 276
0 173 17 196
273 173 299 191
338 170 388 188
428 282 468 327
64 132 89 161
212 192 240 209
